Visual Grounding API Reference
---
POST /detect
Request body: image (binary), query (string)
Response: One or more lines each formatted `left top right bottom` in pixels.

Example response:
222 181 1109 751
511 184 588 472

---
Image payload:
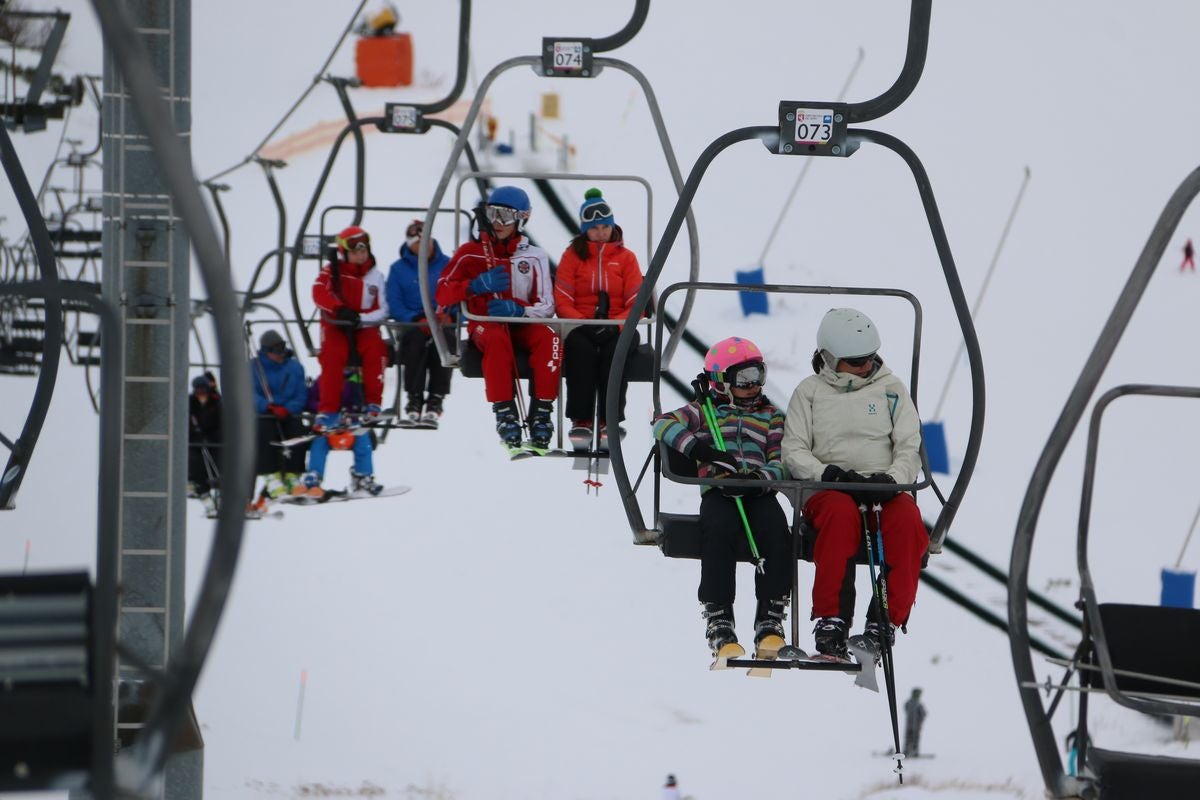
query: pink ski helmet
705 336 764 380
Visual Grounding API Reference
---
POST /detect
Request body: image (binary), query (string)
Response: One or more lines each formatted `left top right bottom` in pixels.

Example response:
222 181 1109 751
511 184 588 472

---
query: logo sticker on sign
794 107 834 145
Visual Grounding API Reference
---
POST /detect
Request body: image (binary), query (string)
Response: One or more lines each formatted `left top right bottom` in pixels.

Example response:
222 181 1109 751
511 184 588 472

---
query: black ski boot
813 616 849 659
527 398 554 449
753 597 789 658
493 401 522 449
702 602 742 663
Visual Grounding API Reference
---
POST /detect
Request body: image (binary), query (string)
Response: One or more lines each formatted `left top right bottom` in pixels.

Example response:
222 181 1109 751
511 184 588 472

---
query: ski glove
267 403 290 419
335 307 360 326
690 442 739 475
487 298 524 318
821 464 867 484
719 473 772 498
469 265 511 295
855 473 899 505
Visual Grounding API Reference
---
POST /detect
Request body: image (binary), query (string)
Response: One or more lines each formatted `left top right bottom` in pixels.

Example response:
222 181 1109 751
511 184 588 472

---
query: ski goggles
728 361 767 388
580 202 612 223
485 205 525 226
405 221 423 238
338 232 370 251
841 353 875 368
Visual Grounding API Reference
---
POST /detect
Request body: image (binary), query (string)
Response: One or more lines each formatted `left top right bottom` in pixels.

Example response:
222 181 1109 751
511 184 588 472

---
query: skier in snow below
554 187 644 449
781 307 927 660
435 185 560 453
653 336 792 660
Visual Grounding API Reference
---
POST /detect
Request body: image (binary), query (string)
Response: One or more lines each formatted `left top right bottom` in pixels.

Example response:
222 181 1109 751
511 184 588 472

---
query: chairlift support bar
1008 166 1200 799
418 37 701 374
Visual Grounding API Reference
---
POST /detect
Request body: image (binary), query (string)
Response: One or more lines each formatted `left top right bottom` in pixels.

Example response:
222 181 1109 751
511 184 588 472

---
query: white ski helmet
817 308 881 365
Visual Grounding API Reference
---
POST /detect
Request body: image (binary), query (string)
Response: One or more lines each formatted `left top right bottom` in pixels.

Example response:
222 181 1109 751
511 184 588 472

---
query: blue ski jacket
386 240 450 323
250 349 308 414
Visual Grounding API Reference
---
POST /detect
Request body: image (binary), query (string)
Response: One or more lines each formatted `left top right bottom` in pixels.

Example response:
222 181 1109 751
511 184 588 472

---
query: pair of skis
280 485 411 505
710 639 878 691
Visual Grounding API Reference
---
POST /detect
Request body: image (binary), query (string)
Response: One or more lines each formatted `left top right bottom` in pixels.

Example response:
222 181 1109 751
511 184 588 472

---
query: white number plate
390 105 418 130
552 41 584 71
794 107 834 145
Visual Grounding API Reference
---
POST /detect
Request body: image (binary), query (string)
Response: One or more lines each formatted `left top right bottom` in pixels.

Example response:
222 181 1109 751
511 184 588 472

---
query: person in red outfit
435 186 560 451
554 188 644 449
312 226 390 426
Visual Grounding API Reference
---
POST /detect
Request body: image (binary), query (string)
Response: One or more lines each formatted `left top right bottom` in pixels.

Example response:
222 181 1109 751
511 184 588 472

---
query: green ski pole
695 377 764 573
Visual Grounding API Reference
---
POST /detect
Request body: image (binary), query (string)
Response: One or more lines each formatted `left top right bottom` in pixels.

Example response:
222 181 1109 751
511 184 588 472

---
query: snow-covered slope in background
4 2 1200 798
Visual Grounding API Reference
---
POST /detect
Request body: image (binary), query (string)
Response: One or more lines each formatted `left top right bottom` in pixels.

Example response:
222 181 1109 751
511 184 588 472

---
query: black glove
690 442 739 475
855 472 899 504
335 307 360 326
720 469 771 498
821 464 868 484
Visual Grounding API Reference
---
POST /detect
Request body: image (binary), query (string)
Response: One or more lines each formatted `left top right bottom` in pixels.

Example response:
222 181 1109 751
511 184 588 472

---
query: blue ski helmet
488 185 530 213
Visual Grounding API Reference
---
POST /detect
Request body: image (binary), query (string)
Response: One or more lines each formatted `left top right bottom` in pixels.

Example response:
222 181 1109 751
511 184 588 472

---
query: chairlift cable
930 165 1030 421
201 0 369 184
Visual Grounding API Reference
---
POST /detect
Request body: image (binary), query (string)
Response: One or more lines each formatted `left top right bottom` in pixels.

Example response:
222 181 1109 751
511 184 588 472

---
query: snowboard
280 485 412 505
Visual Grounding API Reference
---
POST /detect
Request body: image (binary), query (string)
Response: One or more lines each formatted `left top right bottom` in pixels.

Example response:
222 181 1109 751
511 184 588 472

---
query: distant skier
661 774 680 800
781 308 926 660
1182 238 1195 272
904 687 927 757
435 186 560 453
387 219 454 427
250 328 308 506
555 187 645 450
312 226 390 430
653 337 792 660
187 374 222 515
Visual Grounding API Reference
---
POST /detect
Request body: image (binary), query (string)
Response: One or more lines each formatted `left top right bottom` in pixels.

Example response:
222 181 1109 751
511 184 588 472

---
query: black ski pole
862 501 904 783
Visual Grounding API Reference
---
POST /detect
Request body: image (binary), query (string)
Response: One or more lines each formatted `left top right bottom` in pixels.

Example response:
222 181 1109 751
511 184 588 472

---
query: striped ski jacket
653 393 787 492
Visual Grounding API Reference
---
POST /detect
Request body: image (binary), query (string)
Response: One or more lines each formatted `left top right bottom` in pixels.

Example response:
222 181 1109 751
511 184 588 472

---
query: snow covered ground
4 1 1200 798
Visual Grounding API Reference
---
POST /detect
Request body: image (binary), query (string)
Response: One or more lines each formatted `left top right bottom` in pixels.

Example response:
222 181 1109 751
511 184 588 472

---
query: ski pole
697 389 763 573
861 501 903 783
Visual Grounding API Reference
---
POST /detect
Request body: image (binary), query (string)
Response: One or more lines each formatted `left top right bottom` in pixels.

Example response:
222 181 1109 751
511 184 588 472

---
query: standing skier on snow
435 186 560 453
312 226 390 431
653 337 792 660
781 308 926 660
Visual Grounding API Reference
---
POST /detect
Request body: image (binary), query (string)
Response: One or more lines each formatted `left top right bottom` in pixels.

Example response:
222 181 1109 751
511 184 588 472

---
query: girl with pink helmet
653 336 793 661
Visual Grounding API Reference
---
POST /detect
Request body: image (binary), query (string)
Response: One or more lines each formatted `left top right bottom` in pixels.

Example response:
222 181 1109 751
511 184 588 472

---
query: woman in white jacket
781 308 927 659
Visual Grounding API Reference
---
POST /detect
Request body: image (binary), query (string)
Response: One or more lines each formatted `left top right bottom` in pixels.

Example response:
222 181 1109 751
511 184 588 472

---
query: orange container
355 34 413 87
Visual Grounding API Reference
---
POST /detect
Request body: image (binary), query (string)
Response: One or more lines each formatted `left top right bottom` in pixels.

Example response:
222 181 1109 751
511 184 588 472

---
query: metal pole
931 165 1030 421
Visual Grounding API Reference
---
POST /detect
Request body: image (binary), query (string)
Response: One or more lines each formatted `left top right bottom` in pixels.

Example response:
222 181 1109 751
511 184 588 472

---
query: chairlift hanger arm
1008 166 1200 800
590 0 648 53
845 0 929 124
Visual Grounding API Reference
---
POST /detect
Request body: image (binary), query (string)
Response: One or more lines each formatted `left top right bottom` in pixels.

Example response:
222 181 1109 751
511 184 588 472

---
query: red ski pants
804 489 927 627
469 321 561 403
317 323 387 413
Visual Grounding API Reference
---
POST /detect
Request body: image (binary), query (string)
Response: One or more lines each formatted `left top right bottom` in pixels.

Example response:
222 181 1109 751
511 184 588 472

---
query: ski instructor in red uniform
312 226 390 429
436 186 560 451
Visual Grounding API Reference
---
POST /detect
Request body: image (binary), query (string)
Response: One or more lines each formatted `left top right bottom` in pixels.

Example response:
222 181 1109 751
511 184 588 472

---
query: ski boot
291 471 325 501
312 412 340 434
199 491 218 517
598 423 625 452
568 419 593 451
813 616 849 660
703 602 744 668
850 619 896 666
402 395 423 426
493 401 523 452
753 597 789 659
350 469 384 497
365 403 382 419
527 399 554 451
421 393 444 427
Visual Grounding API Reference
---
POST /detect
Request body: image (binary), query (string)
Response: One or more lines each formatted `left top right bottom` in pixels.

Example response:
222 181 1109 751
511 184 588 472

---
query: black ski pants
255 415 307 475
398 327 454 399
563 326 637 422
697 490 793 606
187 439 220 494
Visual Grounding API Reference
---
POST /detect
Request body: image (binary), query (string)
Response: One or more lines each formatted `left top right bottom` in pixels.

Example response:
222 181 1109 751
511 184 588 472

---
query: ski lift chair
1069 386 1200 798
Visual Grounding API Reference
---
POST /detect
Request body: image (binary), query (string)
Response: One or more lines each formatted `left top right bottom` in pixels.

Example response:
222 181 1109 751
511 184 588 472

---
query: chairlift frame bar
1008 165 1200 798
1076 384 1200 720
417 49 701 373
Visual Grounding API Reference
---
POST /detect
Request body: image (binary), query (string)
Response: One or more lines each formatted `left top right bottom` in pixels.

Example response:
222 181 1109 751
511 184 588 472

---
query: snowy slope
5 1 1200 798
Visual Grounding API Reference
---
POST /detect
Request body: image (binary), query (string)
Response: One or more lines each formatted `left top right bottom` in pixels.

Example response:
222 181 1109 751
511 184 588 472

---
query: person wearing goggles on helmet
387 220 455 427
312 225 391 428
435 185 561 452
653 336 793 661
554 188 645 451
782 308 926 663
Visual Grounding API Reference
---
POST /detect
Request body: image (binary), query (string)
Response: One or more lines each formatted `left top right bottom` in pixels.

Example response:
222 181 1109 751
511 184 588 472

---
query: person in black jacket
187 373 222 512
